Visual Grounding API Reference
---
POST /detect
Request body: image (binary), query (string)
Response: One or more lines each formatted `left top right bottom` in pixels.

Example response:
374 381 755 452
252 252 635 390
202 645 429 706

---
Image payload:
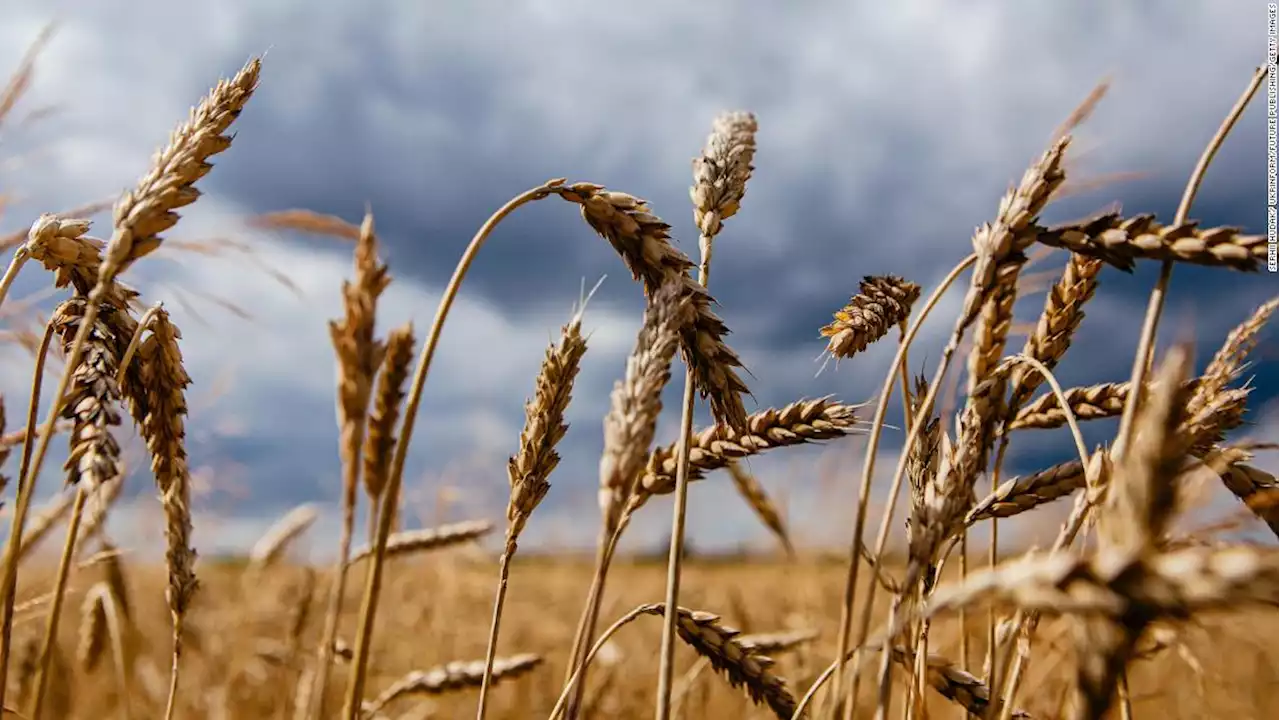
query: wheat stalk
565 283 685 715
363 654 542 717
476 304 588 720
346 520 494 565
312 209 394 719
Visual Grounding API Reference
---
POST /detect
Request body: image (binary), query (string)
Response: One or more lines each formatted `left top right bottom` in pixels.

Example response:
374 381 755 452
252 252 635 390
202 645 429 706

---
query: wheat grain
346 521 494 565
554 182 749 429
103 57 261 281
1034 213 1267 272
1006 254 1104 412
599 281 686 537
820 276 922 360
363 324 415 507
630 398 862 508
362 654 542 716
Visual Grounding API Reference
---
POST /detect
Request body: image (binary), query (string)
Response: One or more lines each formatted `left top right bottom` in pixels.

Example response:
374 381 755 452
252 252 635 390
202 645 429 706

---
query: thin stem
983 436 1012 689
28 485 87 719
830 255 976 716
564 525 623 719
310 410 367 718
162 620 184 720
339 180 564 719
0 283 113 708
0 248 30 315
977 435 1008 696
549 605 655 720
0 320 56 707
654 250 713 720
654 373 698 720
1114 65 1264 459
115 303 161 386
475 546 515 719
366 504 379 546
100 587 133 720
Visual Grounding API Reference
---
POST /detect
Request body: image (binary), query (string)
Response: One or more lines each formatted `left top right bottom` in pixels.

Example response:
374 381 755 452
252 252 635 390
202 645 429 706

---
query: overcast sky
0 1 1275 560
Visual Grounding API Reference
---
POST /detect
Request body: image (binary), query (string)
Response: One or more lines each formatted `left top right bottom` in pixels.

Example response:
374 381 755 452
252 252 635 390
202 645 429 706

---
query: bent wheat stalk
1111 65 1264 463
340 179 566 720
0 318 55 706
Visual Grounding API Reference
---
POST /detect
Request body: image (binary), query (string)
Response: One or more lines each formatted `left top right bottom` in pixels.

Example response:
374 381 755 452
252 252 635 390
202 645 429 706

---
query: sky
0 1 1275 561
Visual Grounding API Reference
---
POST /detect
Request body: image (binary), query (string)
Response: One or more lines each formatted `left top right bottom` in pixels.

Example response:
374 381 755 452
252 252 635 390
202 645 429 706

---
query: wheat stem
0 247 30 314
655 341 702 720
0 320 56 708
114 303 162 386
1114 65 1264 460
28 486 87 720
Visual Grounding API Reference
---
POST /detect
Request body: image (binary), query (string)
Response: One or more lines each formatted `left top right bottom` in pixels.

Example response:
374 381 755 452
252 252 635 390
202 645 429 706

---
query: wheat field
0 20 1277 720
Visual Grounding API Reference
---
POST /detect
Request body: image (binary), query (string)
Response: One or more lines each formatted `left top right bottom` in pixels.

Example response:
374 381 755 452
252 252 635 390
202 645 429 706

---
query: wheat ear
652 110 758 720
312 210 390 719
30 296 127 720
133 307 199 720
363 655 542 717
0 318 56 707
248 504 320 572
76 581 132 719
554 604 797 720
820 276 922 361
0 58 259 717
564 282 685 715
477 304 588 720
346 520 494 565
362 323 415 541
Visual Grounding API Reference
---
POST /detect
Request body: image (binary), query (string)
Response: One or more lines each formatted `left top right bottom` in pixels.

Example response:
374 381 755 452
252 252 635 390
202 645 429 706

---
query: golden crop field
0 13 1277 720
